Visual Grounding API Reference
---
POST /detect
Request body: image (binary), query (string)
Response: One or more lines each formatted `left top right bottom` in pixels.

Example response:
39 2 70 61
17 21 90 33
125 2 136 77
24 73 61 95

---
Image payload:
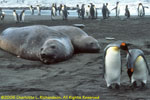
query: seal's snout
89 41 100 53
41 53 47 58
41 53 56 59
40 52 56 64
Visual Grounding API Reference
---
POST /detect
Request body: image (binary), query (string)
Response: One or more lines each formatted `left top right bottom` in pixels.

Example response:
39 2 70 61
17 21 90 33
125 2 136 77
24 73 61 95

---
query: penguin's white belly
22 14 25 21
94 8 96 16
13 13 17 21
132 56 148 82
85 7 90 17
105 48 121 84
52 7 56 16
139 6 143 15
117 6 120 15
60 10 63 17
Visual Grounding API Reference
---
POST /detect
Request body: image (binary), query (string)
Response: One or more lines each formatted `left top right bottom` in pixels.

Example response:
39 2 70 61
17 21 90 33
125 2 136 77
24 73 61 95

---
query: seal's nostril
41 48 44 51
41 53 46 58
51 45 56 49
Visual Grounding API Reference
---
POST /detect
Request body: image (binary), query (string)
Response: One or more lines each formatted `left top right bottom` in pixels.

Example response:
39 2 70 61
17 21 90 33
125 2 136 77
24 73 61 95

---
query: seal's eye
90 42 94 45
41 48 44 51
51 45 56 49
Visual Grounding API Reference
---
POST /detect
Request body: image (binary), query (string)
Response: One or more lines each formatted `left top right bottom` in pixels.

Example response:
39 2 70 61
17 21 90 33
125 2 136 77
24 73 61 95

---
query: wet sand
0 15 150 99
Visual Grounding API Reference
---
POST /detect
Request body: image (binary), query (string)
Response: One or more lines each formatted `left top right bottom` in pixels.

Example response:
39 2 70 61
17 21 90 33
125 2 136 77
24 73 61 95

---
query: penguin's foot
115 84 120 89
141 82 147 89
131 81 137 90
107 85 112 89
132 81 137 87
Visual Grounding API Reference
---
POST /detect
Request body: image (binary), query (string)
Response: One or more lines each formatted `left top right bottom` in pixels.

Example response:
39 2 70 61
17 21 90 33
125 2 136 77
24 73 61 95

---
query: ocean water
2 8 150 17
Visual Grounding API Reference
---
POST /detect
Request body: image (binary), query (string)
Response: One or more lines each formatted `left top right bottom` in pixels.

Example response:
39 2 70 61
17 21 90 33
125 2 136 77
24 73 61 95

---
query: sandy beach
0 15 150 99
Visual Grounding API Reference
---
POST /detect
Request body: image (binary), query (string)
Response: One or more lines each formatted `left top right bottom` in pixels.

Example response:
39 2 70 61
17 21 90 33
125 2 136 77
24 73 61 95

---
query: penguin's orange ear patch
121 42 126 46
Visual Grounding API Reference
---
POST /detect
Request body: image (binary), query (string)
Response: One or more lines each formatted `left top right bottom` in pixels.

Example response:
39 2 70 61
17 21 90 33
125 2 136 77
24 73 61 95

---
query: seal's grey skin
126 49 150 87
49 26 100 53
103 41 129 88
0 25 73 64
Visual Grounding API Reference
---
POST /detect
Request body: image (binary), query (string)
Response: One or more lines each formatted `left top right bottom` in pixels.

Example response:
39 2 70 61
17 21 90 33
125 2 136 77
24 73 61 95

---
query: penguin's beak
126 48 131 57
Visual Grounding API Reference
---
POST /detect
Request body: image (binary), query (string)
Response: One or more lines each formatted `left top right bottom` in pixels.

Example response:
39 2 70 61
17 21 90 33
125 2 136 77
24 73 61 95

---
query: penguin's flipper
142 55 150 75
111 7 116 11
102 48 108 78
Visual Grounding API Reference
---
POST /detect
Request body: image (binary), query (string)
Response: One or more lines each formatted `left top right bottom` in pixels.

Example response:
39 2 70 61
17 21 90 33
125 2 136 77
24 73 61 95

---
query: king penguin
0 9 5 21
29 5 34 15
126 49 150 88
51 3 57 20
112 2 120 17
13 10 19 23
36 5 41 15
20 10 25 22
103 41 130 89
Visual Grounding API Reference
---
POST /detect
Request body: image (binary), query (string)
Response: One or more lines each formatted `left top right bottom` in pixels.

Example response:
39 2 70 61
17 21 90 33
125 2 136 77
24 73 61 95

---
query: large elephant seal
49 26 100 53
0 25 74 64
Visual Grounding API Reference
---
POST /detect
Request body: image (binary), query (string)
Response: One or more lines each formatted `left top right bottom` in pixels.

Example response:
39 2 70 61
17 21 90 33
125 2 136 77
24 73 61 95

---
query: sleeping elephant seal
49 26 100 53
0 25 74 64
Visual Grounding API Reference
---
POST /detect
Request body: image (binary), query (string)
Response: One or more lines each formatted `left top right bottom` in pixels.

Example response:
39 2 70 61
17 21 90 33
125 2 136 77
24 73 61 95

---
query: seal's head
39 39 68 64
75 36 100 53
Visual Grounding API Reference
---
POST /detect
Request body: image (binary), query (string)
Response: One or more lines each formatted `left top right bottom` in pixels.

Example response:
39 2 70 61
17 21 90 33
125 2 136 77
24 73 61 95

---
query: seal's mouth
89 47 100 53
39 54 57 64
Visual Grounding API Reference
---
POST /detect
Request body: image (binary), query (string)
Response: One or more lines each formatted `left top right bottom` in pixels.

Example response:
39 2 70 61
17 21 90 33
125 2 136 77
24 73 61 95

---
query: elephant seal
49 26 100 53
0 25 74 64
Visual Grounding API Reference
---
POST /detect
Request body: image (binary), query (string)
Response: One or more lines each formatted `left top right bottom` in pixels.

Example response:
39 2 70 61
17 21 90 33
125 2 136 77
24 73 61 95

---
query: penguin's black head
120 42 131 56
120 42 128 51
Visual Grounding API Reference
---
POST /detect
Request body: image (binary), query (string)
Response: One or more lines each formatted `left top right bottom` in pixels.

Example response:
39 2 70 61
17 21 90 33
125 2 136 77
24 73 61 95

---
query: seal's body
0 25 73 64
49 26 100 53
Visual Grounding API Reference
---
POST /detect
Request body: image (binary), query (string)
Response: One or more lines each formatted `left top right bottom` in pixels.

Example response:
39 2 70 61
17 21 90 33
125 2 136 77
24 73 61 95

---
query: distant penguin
13 10 19 23
81 4 85 19
85 4 91 18
59 4 63 15
106 3 110 18
36 5 41 15
138 3 144 17
112 2 120 17
93 5 97 19
90 3 95 19
76 4 81 18
62 5 68 20
51 3 57 20
137 3 148 17
0 8 5 21
29 5 34 15
126 49 150 88
102 3 107 19
103 41 130 89
125 5 130 18
20 10 25 22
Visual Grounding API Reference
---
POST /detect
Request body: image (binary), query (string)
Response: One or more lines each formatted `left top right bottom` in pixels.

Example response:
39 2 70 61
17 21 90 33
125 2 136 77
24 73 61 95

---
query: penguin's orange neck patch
121 42 126 46
130 68 134 72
